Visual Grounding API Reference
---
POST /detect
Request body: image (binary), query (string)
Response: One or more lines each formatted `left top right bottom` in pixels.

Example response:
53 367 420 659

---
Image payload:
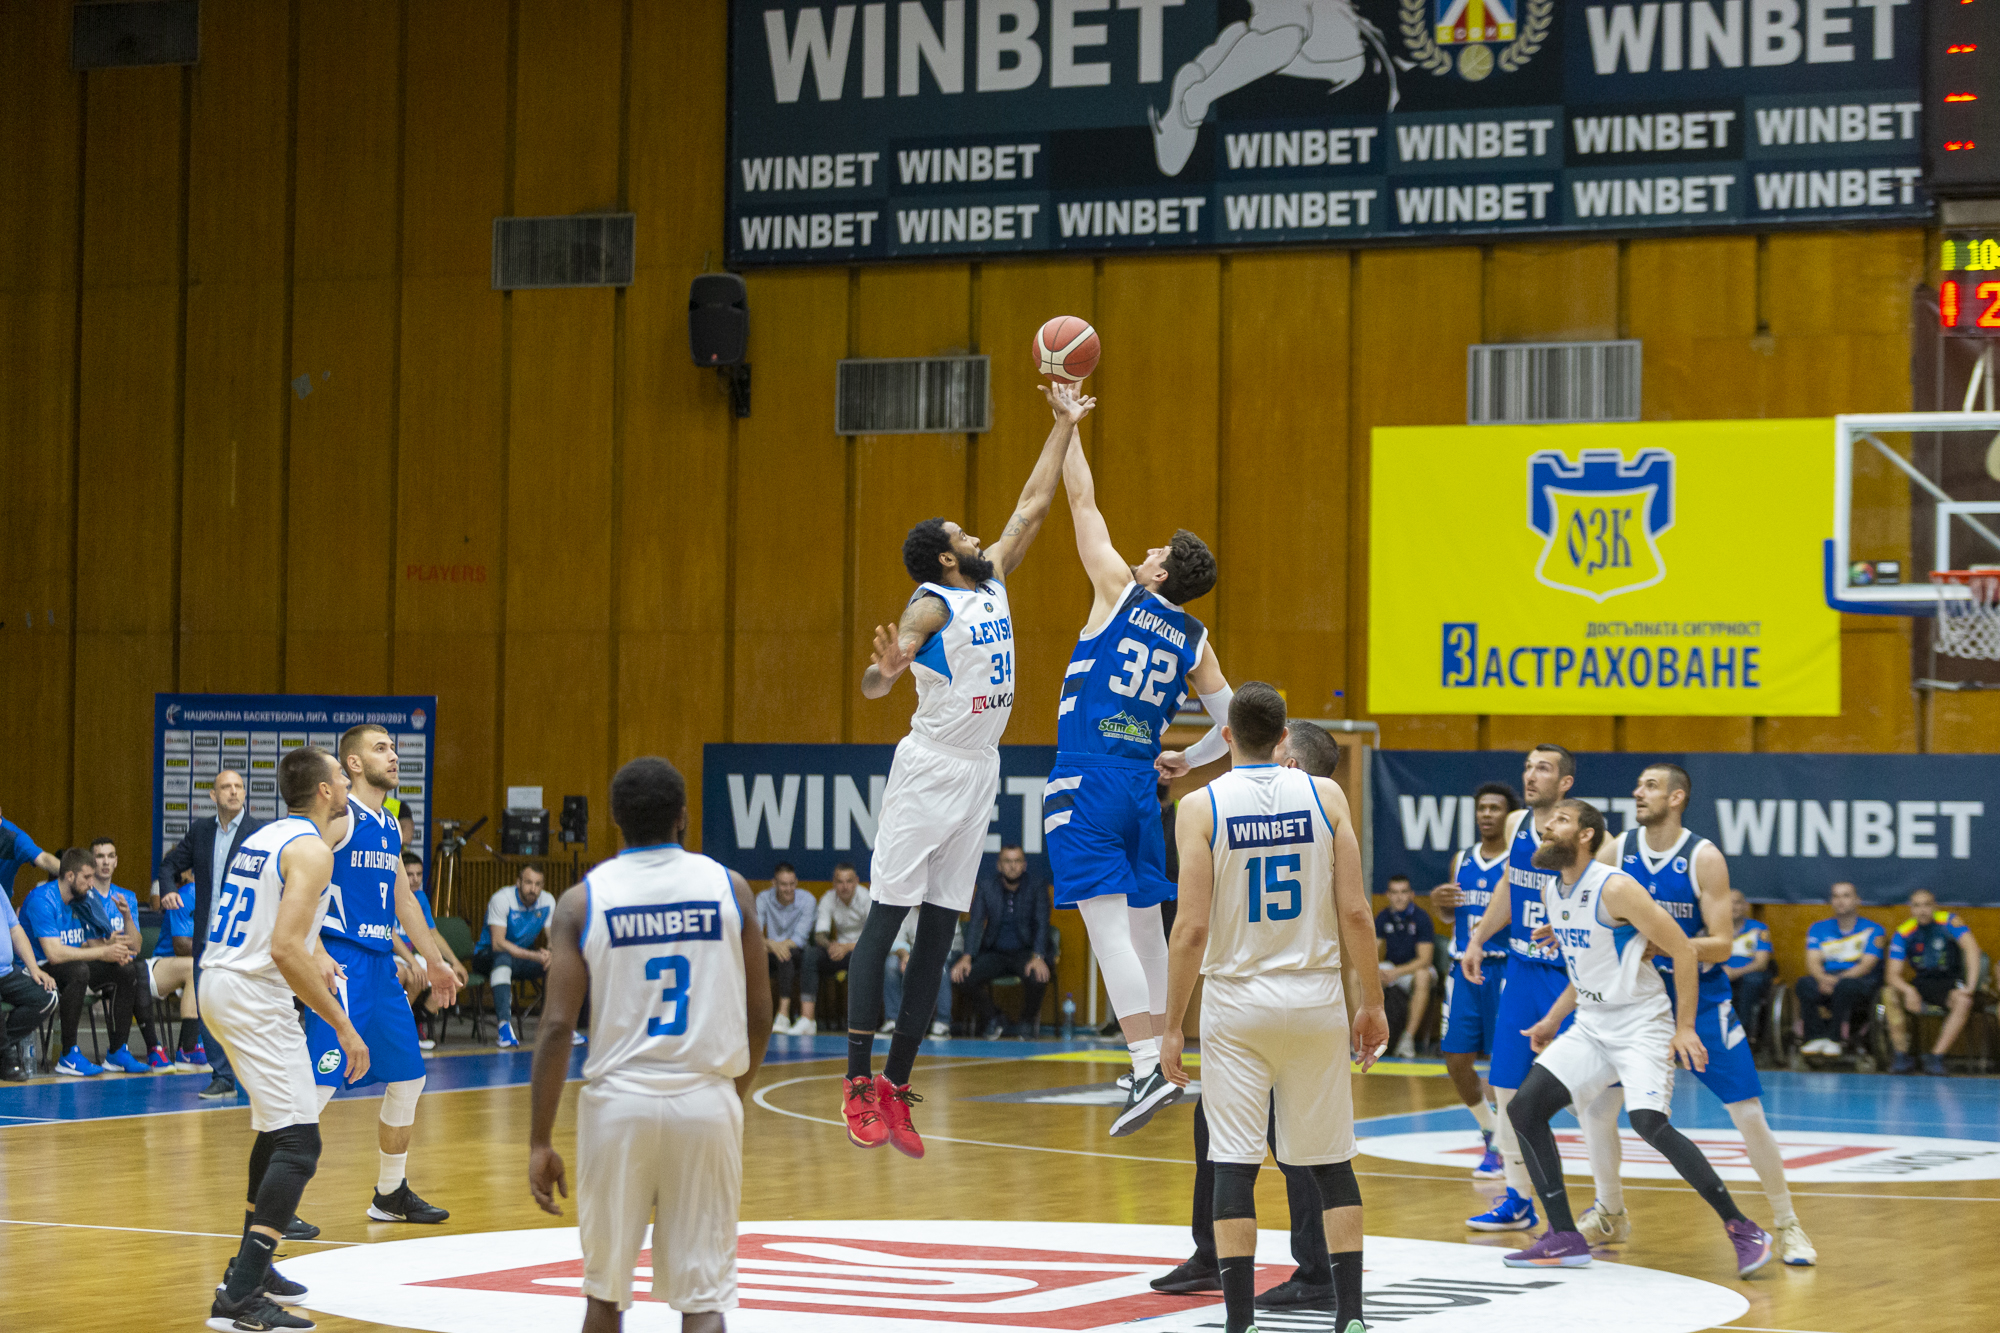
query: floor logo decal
1360 1126 2000 1182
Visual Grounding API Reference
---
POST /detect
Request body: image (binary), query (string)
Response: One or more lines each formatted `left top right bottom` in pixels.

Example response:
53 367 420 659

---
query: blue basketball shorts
1044 754 1176 910
1442 954 1508 1057
1488 959 1573 1091
304 934 426 1089
1669 985 1764 1105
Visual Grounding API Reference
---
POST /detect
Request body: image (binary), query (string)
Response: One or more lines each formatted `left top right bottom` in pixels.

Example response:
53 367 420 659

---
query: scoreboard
1929 0 2000 195
1940 234 2000 335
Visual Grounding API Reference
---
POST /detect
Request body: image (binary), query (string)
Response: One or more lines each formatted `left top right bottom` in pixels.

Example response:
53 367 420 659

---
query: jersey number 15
1244 855 1302 923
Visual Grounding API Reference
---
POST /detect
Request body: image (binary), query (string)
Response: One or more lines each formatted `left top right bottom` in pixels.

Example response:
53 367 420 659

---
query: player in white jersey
840 381 1095 1158
529 757 773 1333
1571 762 1815 1263
197 747 369 1333
1160 684 1388 1333
1501 799 1775 1277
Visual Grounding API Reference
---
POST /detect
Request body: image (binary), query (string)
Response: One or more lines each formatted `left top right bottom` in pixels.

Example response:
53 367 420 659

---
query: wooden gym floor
2 1033 1995 1333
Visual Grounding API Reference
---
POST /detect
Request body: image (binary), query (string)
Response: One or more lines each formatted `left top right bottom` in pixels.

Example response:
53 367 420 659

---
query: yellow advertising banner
1369 420 1839 716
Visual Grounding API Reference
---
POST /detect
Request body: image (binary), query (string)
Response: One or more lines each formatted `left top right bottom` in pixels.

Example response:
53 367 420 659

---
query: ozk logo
1528 448 1675 603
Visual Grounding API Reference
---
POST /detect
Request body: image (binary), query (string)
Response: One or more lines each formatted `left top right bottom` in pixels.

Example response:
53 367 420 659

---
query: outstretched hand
1154 750 1191 780
1038 380 1097 426
871 623 916 683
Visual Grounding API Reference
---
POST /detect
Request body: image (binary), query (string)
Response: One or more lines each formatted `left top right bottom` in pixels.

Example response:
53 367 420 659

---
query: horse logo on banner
1527 448 1676 602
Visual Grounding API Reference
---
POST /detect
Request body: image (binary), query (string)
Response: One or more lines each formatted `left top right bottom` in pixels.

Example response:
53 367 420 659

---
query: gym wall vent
73 1 200 69
1467 340 1642 425
491 214 636 290
836 356 991 435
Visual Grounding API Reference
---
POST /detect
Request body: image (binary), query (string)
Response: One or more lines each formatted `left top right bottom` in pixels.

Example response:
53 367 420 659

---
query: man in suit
156 770 263 1101
951 843 1055 1037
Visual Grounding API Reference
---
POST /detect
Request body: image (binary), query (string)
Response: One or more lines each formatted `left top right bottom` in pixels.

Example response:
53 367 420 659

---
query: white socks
1469 1098 1496 1134
1129 1037 1161 1079
1580 1088 1626 1212
378 1151 408 1196
1728 1099 1794 1224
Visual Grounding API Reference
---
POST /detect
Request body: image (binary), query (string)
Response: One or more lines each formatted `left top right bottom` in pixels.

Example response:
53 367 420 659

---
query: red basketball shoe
875 1075 925 1159
843 1075 887 1148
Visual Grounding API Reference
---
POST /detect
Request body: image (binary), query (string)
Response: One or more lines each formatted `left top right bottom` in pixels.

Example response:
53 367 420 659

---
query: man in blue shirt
0 888 60 1079
480 867 554 1048
754 862 816 1034
1724 890 1774 1035
0 805 61 898
951 843 1054 1037
1795 881 1887 1057
91 836 168 1068
22 848 147 1075
1375 875 1437 1060
146 878 209 1071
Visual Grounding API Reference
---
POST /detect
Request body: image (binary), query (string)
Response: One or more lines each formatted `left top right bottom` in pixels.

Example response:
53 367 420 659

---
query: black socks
225 1230 276 1299
845 903 914 1080
1332 1250 1364 1329
179 1019 200 1053
846 1030 876 1083
1219 1255 1257 1333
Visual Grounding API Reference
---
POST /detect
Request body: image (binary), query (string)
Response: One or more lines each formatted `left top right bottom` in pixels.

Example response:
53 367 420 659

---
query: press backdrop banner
1370 419 1839 716
703 743 1060 882
1374 749 2000 906
153 695 435 868
728 0 1925 263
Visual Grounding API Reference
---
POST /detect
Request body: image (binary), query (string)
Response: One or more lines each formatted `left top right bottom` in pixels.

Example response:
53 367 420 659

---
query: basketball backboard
1827 411 2000 614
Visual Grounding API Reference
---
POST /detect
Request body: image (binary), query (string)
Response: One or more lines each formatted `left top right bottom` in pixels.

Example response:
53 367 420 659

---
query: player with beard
1568 763 1815 1265
1501 799 1773 1277
300 724 458 1225
840 382 1093 1159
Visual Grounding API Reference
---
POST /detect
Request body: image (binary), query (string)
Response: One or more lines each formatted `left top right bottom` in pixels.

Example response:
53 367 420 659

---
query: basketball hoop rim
1930 569 2000 585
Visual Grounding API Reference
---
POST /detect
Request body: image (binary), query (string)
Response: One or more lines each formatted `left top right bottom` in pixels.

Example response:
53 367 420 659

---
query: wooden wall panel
395 0 509 839
620 0 732 844
284 0 399 694
1483 242 1619 342
0 3 81 875
1220 252 1350 720
1760 623 1915 752
1626 236 1759 422
733 270 849 744
850 266 973 745
180 0 289 694
74 64 184 873
972 259 1098 747
500 0 625 860
1351 247 1481 750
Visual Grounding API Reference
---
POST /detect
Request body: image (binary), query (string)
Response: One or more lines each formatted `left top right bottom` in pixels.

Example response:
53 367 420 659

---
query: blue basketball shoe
1468 1188 1538 1232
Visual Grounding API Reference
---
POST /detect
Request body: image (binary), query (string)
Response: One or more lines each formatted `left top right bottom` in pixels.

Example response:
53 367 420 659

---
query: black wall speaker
689 273 748 367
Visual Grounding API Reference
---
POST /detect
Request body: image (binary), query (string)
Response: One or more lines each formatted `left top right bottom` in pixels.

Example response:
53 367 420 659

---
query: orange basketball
1033 316 1100 383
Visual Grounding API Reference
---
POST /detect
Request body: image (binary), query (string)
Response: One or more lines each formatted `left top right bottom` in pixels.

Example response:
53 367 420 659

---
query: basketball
1033 316 1099 383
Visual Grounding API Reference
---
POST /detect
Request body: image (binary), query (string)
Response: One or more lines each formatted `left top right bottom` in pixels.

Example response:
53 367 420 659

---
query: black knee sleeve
1507 1065 1572 1129
1309 1159 1361 1211
1212 1161 1260 1221
1628 1108 1670 1144
250 1123 323 1232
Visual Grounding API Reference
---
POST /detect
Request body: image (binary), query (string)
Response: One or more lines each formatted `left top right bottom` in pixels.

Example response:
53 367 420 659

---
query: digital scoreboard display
1939 234 2000 335
1928 0 2000 193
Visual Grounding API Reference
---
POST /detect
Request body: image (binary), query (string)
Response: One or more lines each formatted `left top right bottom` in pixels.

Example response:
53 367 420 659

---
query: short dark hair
1387 874 1411 886
1531 742 1576 780
401 849 424 866
998 841 1024 854
518 864 546 885
278 746 336 810
1228 681 1288 755
89 836 116 851
902 518 952 583
338 722 390 765
1558 798 1608 853
609 756 687 846
1159 529 1217 605
1474 781 1521 811
60 847 94 879
831 860 858 877
1284 719 1340 778
772 861 797 878
1646 761 1692 801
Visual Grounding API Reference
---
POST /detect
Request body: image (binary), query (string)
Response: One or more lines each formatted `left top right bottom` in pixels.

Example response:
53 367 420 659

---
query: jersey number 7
1244 855 1302 923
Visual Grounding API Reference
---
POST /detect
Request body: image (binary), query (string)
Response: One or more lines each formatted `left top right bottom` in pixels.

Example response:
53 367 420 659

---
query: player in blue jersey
840 382 1091 1159
1459 744 1577 1231
145 881 211 1072
1428 781 1518 1182
1575 762 1816 1265
1047 420 1232 1137
301 723 460 1226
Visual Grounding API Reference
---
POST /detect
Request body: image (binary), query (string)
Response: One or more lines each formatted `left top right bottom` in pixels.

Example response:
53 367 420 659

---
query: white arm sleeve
1181 684 1235 766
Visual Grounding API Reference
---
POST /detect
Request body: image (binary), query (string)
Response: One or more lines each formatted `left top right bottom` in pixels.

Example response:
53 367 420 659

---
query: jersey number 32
1108 637 1179 705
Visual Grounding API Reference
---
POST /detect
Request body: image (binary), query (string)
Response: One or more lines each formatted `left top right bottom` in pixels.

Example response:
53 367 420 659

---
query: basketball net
1930 570 2000 660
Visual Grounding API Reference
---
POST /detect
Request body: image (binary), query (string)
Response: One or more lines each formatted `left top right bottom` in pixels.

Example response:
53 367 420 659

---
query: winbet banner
1369 419 1838 715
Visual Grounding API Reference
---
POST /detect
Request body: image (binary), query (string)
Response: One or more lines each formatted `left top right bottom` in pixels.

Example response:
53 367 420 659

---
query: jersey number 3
646 955 691 1037
1108 637 1178 705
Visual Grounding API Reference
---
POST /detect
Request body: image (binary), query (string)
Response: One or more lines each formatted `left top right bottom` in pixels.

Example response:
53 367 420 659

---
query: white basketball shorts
1535 999 1677 1117
578 1076 743 1313
197 967 321 1133
869 734 1000 914
1199 970 1356 1166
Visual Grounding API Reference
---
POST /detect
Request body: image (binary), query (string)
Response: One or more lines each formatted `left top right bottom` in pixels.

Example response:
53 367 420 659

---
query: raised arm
985 383 1096 576
861 593 951 700
1062 425 1134 606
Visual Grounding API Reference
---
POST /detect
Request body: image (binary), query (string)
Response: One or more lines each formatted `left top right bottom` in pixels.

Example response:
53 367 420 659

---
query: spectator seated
1375 875 1436 1060
799 862 871 1036
952 844 1053 1039
1883 890 1987 1075
476 866 554 1049
1793 881 1886 1062
144 883 209 1071
23 849 148 1075
0 891 60 1080
754 862 816 1035
885 910 961 1037
1722 889 1775 1050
